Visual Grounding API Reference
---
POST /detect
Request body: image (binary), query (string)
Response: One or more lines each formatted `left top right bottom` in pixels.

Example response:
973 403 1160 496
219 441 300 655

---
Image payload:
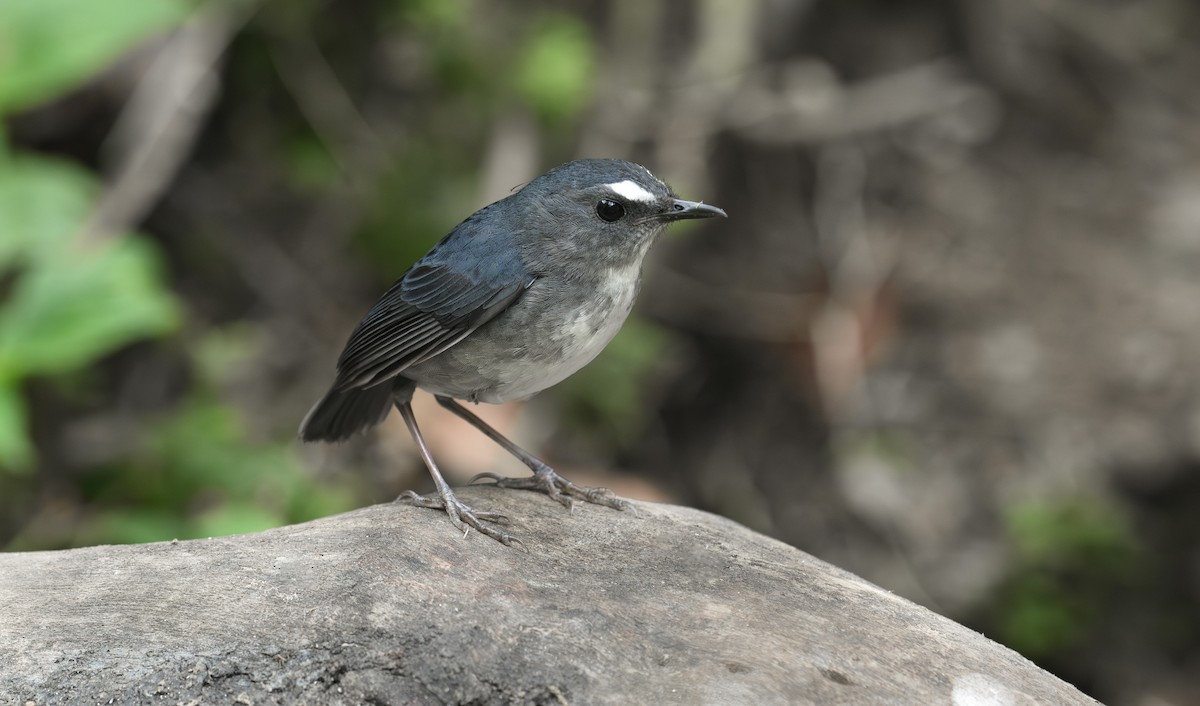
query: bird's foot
469 466 632 512
397 489 523 548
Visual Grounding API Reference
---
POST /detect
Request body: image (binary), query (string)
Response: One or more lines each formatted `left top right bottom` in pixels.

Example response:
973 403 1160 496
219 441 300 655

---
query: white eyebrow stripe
606 179 657 203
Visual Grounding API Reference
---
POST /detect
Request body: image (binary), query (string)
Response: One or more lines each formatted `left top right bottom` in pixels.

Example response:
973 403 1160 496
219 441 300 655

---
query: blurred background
1 0 1198 702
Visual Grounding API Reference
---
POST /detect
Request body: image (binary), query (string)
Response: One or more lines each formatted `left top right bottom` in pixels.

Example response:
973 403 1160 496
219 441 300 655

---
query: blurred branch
266 31 393 196
1029 0 1188 67
584 3 996 181
478 107 539 204
809 143 897 425
652 0 759 187
82 2 254 243
729 59 998 146
576 0 668 158
177 168 358 342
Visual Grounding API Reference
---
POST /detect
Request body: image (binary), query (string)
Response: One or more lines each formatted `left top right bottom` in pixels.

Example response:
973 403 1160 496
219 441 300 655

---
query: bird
299 158 726 545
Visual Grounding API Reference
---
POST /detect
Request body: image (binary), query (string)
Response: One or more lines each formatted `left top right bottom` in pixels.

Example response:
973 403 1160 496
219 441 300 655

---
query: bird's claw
468 467 632 512
467 471 508 487
397 490 522 547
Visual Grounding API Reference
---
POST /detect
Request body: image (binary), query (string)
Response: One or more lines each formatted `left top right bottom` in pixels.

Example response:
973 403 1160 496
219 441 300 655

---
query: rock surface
0 488 1096 705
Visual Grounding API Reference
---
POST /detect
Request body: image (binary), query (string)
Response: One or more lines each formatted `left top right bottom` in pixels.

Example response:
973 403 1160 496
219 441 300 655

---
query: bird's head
511 159 726 269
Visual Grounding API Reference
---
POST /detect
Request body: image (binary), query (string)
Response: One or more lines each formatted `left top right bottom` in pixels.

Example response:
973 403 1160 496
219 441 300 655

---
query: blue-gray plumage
300 158 725 545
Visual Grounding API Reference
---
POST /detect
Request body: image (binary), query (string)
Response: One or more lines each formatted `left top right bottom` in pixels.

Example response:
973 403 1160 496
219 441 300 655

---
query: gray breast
403 264 642 403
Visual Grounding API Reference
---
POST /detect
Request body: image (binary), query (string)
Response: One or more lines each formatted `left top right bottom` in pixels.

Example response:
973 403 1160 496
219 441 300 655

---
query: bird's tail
298 380 407 442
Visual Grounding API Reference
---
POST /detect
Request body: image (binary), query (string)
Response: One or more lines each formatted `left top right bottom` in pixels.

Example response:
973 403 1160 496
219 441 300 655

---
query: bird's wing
333 217 533 389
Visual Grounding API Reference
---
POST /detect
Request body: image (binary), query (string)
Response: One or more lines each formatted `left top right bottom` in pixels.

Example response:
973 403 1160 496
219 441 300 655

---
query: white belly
475 263 640 402
485 291 634 401
407 263 643 403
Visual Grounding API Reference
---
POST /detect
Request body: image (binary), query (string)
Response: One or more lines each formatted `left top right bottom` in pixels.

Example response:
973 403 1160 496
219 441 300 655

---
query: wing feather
332 212 532 390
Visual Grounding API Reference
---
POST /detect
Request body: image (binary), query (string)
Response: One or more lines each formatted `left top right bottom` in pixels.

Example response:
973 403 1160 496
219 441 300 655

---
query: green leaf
0 154 181 470
0 155 181 378
0 154 96 265
0 236 181 377
86 508 186 545
998 574 1082 657
397 0 468 31
289 483 358 522
514 16 595 124
285 134 338 192
193 502 286 539
1006 498 1137 572
0 0 191 114
0 382 34 473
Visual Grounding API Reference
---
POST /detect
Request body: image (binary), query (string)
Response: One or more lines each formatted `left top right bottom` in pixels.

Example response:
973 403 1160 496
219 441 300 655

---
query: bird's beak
660 198 728 221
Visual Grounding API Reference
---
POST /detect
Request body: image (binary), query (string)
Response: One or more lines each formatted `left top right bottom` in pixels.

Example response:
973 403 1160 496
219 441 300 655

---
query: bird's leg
394 400 521 547
435 395 631 511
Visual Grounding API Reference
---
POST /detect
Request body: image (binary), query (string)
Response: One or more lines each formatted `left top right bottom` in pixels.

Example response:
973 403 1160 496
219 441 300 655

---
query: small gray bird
300 159 726 545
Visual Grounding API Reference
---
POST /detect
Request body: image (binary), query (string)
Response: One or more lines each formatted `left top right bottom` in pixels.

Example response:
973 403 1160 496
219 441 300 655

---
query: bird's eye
596 198 625 222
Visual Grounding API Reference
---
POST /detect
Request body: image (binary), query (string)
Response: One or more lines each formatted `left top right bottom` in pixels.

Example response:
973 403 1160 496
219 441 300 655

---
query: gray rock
0 488 1095 705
